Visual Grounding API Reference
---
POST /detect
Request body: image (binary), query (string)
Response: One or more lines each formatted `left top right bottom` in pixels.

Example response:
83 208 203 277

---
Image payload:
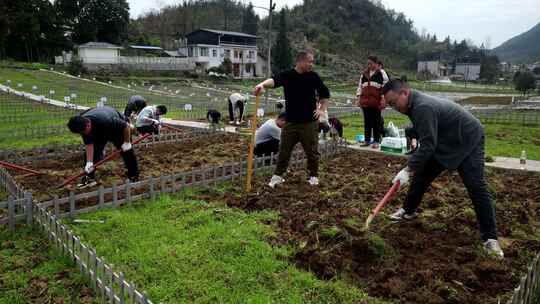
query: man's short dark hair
67 116 88 134
277 112 286 120
381 79 409 95
377 60 384 68
367 55 378 63
296 51 313 63
276 102 284 109
157 105 167 115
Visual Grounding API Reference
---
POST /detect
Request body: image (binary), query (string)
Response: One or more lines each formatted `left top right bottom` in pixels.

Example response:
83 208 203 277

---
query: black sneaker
77 176 97 189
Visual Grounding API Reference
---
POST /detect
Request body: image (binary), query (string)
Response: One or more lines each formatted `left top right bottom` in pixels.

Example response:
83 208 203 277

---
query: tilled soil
203 149 540 304
13 133 249 201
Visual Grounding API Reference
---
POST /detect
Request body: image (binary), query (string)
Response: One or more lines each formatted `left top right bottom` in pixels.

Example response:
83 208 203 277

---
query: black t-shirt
124 96 147 117
81 107 128 145
273 69 330 123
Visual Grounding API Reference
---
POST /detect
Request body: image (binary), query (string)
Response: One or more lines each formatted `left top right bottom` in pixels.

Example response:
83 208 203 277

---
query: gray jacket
407 90 483 171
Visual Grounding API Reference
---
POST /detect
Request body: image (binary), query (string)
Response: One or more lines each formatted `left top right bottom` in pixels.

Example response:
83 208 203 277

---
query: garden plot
11 133 249 202
188 149 540 304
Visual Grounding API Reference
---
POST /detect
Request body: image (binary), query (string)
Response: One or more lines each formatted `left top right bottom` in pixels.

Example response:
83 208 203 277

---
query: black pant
276 121 319 177
362 107 382 143
403 137 497 241
254 138 280 157
84 140 139 180
137 125 159 135
228 99 245 122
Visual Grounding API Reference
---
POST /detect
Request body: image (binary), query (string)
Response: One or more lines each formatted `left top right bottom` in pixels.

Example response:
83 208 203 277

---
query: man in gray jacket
381 79 503 258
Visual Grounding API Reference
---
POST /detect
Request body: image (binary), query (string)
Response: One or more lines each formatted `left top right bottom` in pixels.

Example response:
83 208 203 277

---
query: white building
77 42 122 64
417 61 448 79
185 28 259 78
455 63 481 81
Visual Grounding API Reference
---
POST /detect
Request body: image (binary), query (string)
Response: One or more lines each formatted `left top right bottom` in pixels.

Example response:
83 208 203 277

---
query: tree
241 3 258 35
272 9 292 73
0 0 67 62
479 55 500 83
56 0 130 45
514 71 536 95
220 57 233 75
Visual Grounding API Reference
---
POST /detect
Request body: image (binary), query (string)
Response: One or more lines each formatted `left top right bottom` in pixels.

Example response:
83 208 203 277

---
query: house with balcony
185 28 259 78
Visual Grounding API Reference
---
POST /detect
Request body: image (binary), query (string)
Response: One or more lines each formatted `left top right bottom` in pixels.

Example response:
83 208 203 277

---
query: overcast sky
128 0 540 48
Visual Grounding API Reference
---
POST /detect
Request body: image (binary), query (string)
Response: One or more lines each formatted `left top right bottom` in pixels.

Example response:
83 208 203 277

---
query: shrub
67 57 87 76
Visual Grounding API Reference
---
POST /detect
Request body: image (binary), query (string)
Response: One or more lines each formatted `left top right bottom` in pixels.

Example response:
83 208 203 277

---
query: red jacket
357 69 385 109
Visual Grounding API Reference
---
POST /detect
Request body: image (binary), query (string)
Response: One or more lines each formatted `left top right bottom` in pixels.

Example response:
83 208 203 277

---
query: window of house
234 50 239 59
212 49 217 57
188 47 193 57
248 51 254 59
245 64 251 73
224 49 231 58
200 47 209 57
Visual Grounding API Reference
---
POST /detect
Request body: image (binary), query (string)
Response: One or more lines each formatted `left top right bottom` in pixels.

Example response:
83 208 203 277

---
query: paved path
346 142 540 173
0 84 90 111
161 118 239 133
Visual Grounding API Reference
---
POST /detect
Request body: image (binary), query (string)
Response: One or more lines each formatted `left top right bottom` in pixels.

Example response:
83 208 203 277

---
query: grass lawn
339 114 540 160
0 226 100 304
68 190 382 304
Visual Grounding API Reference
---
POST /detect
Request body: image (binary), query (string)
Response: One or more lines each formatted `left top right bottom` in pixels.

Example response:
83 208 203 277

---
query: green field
68 191 380 304
340 114 540 160
0 226 100 304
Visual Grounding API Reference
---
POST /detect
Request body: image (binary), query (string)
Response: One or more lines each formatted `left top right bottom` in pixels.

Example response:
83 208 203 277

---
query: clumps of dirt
207 149 540 304
13 133 249 201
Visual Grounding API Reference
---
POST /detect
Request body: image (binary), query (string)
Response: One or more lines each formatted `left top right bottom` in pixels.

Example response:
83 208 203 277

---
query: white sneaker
308 176 319 186
268 175 285 188
389 208 418 221
483 239 504 258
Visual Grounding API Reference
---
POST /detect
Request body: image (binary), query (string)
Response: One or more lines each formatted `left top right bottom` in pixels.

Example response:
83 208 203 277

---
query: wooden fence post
8 197 14 231
25 192 33 225
69 191 75 219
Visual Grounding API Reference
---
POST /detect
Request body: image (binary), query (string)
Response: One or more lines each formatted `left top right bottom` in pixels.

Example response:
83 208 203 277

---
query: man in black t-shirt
255 51 330 188
67 106 139 188
124 95 147 122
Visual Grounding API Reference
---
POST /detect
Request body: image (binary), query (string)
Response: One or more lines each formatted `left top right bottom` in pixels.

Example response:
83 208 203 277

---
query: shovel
364 180 401 230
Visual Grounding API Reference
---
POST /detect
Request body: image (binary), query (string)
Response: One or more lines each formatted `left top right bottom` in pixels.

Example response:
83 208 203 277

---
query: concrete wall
455 64 481 81
79 48 119 64
417 61 441 76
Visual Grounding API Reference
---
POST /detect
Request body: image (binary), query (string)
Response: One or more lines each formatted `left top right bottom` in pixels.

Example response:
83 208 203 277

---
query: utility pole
254 1 277 108
265 0 276 108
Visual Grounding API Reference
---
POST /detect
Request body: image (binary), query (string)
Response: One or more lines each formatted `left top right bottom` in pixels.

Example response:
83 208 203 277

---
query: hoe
364 180 401 230
57 133 152 188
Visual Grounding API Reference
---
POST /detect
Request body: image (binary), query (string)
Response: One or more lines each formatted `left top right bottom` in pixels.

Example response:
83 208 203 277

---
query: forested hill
134 0 425 70
493 22 540 64
287 0 421 67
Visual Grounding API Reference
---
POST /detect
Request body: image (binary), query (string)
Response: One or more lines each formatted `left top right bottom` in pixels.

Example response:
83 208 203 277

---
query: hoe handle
372 180 401 217
57 133 151 188
0 160 43 175
364 180 401 230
